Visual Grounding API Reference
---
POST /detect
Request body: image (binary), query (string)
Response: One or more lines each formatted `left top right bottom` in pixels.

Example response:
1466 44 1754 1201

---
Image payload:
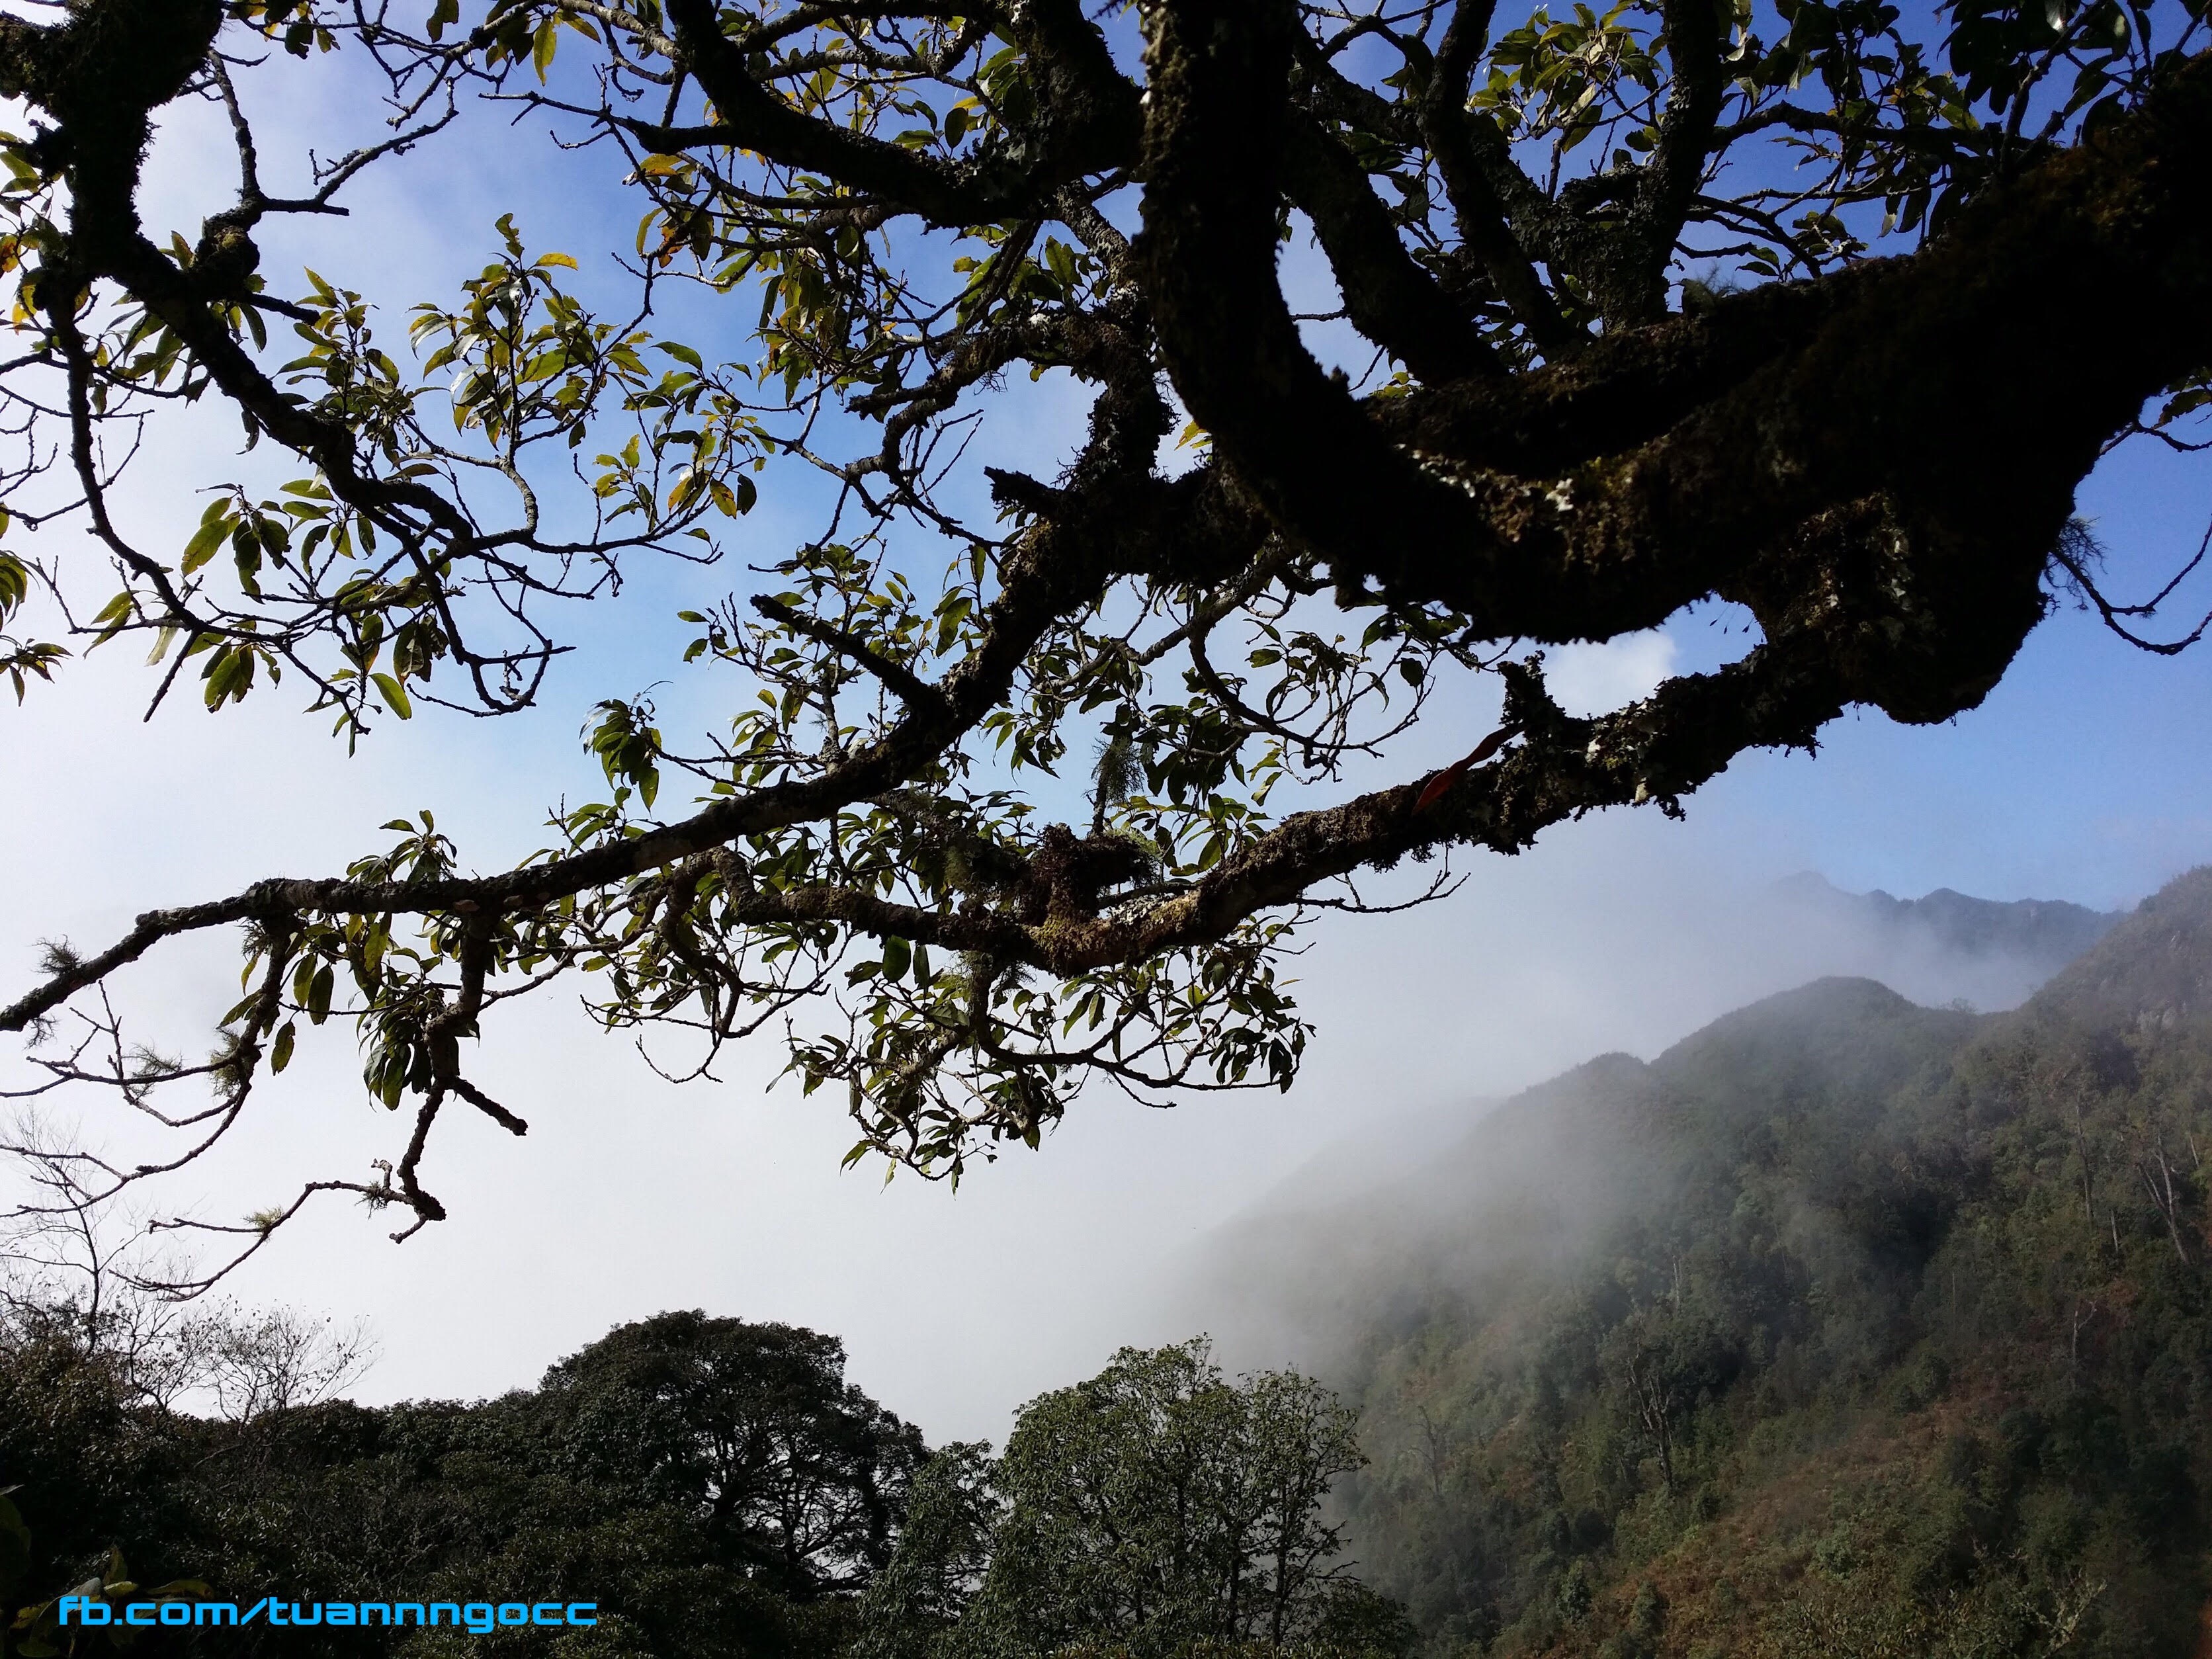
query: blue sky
2 22 2211 1441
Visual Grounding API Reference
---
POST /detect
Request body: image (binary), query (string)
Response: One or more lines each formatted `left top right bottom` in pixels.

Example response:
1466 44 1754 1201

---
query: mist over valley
1164 869 2212 1655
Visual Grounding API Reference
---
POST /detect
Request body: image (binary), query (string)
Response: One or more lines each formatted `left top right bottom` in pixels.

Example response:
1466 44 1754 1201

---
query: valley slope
1245 870 2212 1658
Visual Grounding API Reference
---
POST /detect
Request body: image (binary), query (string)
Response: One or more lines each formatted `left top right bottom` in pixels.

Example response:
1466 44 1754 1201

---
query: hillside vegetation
0 1312 1409 1658
1319 869 2212 1658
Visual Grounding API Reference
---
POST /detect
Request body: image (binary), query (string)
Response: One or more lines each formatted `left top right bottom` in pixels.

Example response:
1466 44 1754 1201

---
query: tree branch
1281 111 1504 382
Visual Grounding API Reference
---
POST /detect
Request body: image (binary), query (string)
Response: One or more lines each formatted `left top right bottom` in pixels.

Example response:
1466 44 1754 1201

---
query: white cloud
1542 629 1681 716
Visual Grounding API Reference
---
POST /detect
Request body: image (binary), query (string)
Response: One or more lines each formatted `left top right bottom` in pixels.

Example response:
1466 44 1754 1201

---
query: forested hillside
1311 869 2212 1658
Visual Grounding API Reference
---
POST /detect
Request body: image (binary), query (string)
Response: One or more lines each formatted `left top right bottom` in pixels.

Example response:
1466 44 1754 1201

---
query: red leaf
1412 726 1512 814
1414 761 1467 814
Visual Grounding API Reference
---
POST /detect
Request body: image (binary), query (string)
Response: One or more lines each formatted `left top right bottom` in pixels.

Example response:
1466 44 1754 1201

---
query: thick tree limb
662 0 1139 227
1282 112 1504 383
1141 0 2212 707
1418 0 1579 352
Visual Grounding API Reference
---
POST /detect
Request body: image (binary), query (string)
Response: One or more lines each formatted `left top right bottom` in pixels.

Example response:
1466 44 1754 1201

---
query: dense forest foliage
0 1309 928 1657
0 1307 1406 1658
1305 868 2212 1657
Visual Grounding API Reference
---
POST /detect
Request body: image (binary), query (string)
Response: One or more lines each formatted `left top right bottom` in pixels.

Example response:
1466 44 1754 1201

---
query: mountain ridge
1203 866 2212 1658
1200 874 2119 1343
1770 872 2122 974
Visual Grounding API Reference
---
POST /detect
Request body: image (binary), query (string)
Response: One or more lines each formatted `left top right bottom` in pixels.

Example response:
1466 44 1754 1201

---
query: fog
7 30 2212 1453
1168 874 2122 1382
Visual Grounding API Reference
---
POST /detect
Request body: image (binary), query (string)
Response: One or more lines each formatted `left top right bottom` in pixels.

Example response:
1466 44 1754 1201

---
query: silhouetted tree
536 1312 927 1598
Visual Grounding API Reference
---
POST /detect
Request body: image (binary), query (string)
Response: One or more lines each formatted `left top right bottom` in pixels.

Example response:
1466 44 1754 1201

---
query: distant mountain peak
1772 871 2121 972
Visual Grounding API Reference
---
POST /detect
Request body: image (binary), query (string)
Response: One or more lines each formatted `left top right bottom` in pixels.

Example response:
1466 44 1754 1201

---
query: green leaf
372 672 413 720
271 1019 296 1074
882 936 912 983
181 513 232 575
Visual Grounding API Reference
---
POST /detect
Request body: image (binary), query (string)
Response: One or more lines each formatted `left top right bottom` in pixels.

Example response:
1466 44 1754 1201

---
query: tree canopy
0 1291 1410 1659
0 1306 931 1657
1 0 2209 1271
957 1340 1380 1656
